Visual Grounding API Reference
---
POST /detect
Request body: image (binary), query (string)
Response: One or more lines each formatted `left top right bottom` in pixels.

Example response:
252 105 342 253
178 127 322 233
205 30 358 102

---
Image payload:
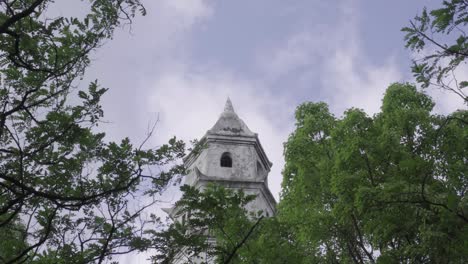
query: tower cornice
183 133 272 172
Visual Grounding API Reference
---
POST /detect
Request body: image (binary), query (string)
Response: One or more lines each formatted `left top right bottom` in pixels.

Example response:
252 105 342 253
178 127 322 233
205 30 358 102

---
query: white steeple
181 98 275 212
224 97 234 112
208 98 255 137
168 98 276 263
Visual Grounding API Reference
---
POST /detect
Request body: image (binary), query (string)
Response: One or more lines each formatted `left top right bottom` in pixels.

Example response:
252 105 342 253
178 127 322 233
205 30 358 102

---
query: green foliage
402 0 468 102
156 183 311 264
153 184 265 264
0 1 185 263
160 84 466 264
281 83 468 263
232 217 308 264
0 218 28 263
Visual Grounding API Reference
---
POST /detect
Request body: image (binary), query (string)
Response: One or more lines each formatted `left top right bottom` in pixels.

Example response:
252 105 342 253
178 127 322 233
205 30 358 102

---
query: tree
281 83 467 263
152 184 264 264
403 0 468 102
0 217 28 262
0 1 185 263
154 182 309 264
159 85 466 264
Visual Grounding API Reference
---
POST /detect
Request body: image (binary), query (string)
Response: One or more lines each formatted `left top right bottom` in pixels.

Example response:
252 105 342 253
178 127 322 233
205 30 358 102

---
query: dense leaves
153 184 262 264
281 83 467 263
0 1 185 263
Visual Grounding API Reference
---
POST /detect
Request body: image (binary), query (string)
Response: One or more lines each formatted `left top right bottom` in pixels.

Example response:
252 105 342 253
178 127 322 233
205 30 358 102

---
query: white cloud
258 30 326 79
323 49 402 116
256 0 403 117
141 0 213 55
163 0 213 20
79 0 215 147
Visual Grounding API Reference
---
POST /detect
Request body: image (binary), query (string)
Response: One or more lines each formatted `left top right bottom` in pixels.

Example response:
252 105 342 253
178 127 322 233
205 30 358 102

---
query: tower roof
208 98 255 137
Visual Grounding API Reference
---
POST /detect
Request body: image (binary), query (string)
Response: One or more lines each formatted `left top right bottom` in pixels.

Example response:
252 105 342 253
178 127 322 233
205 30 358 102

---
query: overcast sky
58 0 466 262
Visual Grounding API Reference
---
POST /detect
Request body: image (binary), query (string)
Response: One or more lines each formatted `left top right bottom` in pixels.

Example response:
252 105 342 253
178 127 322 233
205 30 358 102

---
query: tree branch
0 0 45 34
223 216 263 264
410 21 468 57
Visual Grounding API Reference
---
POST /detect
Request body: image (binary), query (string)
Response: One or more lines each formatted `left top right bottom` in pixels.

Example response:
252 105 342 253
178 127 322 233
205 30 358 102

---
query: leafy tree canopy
157 1 468 263
153 184 262 264
280 83 467 263
0 1 185 263
166 83 466 264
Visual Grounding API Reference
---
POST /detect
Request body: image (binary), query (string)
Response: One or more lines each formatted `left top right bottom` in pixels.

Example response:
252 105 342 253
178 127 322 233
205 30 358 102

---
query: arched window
220 152 232 167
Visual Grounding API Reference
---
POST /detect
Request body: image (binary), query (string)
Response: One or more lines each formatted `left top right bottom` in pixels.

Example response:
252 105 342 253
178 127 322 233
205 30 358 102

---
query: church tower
165 98 276 263
182 98 276 216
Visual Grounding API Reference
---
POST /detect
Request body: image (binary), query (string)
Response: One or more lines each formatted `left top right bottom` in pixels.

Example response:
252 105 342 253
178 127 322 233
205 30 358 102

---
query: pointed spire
224 97 235 113
208 97 255 137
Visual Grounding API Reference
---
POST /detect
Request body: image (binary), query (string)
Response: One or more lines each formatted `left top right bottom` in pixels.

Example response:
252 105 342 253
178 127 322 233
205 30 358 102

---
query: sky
56 0 465 262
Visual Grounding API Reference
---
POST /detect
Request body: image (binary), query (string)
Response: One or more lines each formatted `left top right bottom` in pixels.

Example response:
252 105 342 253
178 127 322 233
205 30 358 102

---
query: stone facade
166 98 276 263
